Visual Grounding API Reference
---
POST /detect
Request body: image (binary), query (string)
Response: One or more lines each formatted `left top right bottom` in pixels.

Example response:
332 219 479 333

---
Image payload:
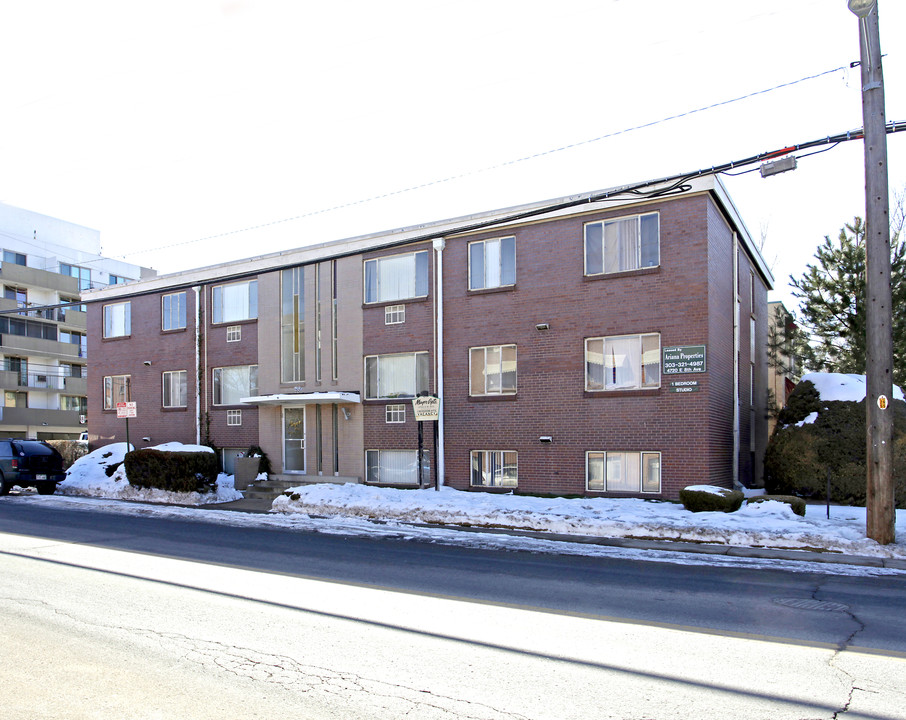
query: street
1 497 905 719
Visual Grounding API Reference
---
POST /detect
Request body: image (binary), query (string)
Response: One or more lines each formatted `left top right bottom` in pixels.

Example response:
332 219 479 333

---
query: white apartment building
0 202 154 439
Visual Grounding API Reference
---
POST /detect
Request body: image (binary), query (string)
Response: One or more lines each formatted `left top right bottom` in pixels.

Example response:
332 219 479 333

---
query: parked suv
0 439 66 495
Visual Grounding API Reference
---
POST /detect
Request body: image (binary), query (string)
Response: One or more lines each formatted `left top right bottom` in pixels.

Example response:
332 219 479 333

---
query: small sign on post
116 401 137 419
412 395 440 422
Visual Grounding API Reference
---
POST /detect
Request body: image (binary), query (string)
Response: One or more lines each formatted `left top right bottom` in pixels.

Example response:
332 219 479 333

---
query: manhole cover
774 597 850 613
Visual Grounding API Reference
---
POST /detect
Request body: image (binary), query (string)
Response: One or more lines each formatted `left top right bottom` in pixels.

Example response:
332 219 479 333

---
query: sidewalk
210 496 906 572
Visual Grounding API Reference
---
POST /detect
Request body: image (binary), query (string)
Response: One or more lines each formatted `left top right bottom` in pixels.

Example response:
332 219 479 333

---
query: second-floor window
364 250 428 304
470 344 517 395
364 352 430 399
213 365 258 405
162 292 187 331
469 237 515 290
212 280 257 324
586 333 660 391
103 302 131 338
162 370 188 408
585 212 659 275
103 375 131 410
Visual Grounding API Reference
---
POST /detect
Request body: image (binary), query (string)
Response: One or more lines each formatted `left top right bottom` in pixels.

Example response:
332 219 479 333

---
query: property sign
116 401 137 419
668 380 700 393
663 345 707 374
412 395 440 422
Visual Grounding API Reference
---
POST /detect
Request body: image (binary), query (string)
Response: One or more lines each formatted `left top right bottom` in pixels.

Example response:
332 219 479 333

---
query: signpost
412 395 440 490
116 401 136 450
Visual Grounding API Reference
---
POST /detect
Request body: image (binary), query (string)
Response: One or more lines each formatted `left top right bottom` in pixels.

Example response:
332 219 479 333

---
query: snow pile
272 483 906 559
792 373 903 425
58 442 242 505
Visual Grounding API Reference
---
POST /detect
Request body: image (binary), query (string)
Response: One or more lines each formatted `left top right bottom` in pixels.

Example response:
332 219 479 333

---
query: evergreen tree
790 217 906 387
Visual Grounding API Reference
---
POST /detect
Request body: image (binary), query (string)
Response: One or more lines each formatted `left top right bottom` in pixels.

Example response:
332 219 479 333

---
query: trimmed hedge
680 486 744 513
765 380 906 507
124 449 218 493
746 495 806 517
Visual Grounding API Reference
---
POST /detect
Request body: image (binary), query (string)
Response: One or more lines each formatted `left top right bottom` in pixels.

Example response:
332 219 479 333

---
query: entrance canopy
240 391 361 406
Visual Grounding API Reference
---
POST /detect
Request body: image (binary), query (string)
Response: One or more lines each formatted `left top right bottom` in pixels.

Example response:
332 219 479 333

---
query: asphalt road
2 498 905 719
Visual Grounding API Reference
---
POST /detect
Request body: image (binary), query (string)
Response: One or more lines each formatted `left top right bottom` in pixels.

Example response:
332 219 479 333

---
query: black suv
0 439 66 495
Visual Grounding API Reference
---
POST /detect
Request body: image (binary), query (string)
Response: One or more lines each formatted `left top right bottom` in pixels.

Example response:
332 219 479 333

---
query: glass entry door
283 407 306 473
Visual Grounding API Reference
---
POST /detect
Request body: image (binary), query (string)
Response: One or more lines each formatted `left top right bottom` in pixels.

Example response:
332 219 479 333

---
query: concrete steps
242 474 361 501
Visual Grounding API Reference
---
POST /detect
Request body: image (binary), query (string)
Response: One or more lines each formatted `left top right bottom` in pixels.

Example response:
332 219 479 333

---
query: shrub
124 449 218 493
46 440 88 470
746 495 807 517
246 445 271 475
765 382 906 507
680 485 744 513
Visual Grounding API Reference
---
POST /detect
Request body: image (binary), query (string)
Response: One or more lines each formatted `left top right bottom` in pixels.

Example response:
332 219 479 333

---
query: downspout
732 234 740 490
194 285 202 446
433 238 445 488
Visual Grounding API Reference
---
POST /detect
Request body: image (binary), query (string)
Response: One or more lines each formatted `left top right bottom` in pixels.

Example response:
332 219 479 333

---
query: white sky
2 0 904 312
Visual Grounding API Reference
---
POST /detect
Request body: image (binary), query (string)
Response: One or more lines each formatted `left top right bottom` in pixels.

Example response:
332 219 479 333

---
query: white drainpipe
433 238 446 487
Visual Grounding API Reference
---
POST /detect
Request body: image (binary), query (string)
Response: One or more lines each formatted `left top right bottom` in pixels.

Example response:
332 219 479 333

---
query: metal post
851 0 895 544
417 420 424 488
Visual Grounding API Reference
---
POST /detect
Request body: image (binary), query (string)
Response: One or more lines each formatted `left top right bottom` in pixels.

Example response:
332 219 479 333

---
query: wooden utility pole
850 0 895 544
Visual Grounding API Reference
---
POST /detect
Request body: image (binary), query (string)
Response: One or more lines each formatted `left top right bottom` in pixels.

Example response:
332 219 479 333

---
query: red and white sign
116 401 137 419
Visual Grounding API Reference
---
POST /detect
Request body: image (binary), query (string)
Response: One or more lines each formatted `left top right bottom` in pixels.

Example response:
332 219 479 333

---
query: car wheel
36 483 56 496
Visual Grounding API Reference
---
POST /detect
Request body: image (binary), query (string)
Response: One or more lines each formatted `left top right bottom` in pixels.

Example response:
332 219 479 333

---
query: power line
105 63 853 262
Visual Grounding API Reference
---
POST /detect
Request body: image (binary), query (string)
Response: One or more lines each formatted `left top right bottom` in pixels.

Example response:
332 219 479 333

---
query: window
585 334 660 391
281 267 305 383
4 286 27 306
103 302 131 338
61 263 92 290
469 345 517 395
587 451 661 493
471 450 518 488
226 325 241 342
385 304 405 325
331 260 339 381
103 375 131 410
61 395 87 414
0 316 56 341
212 280 257 323
60 330 87 358
3 250 26 266
62 363 83 379
364 352 430 399
585 213 659 275
365 449 428 485
386 404 406 423
364 250 428 303
162 370 188 408
162 292 187 331
109 274 131 285
469 237 515 290
227 409 242 426
213 365 258 405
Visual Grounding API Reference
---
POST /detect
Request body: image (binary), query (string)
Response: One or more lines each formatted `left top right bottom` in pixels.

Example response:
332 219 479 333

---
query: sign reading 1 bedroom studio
663 345 706 393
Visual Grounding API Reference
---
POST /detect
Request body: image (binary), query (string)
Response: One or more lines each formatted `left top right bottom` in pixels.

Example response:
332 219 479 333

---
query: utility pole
849 0 895 544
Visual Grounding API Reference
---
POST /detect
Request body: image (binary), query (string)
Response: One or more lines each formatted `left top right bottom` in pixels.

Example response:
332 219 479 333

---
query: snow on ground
272 483 906 560
796 373 906 425
58 442 242 505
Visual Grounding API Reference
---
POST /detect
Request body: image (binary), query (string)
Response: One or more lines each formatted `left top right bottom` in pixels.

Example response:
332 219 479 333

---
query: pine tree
790 216 906 387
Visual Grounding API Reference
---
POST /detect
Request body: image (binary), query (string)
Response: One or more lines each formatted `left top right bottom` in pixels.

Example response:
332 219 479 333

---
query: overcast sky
2 0 904 311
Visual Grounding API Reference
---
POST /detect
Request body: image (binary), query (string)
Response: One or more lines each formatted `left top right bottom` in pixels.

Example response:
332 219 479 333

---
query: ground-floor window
586 451 661 493
471 450 518 488
365 449 428 485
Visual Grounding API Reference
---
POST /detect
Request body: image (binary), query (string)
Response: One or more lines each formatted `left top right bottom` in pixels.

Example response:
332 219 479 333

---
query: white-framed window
585 333 660 391
162 370 187 408
364 250 428 304
227 325 242 342
364 352 430 399
227 409 242 426
213 365 258 405
471 450 518 488
365 449 428 485
103 374 131 410
584 212 659 275
385 404 406 423
281 266 305 383
586 451 661 493
469 237 516 290
385 304 405 325
162 292 187 331
103 302 131 338
212 280 257 324
470 344 517 395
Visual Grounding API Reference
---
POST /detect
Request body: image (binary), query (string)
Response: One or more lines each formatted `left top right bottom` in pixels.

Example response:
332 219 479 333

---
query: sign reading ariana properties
662 345 707 374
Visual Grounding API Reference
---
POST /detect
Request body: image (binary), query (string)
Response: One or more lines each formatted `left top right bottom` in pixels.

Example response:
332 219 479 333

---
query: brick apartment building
85 175 772 499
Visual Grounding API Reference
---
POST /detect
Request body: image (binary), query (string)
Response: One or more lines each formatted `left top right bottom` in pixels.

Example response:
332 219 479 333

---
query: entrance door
283 407 306 473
